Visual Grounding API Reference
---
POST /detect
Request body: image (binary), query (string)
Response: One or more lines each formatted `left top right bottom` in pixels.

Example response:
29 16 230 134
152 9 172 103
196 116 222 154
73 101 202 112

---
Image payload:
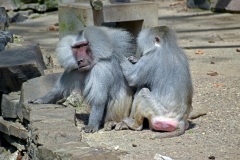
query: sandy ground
8 0 240 159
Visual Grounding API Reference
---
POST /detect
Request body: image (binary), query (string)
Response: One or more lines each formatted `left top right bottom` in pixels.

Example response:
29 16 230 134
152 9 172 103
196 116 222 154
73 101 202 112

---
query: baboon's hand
83 125 99 133
127 56 139 64
28 98 47 104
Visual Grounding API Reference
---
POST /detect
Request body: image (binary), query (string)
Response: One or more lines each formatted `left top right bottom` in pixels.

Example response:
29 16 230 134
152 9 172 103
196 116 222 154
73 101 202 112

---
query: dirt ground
8 0 240 159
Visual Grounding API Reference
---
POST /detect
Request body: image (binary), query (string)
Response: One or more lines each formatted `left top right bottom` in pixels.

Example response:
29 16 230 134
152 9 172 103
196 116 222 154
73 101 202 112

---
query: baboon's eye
155 37 160 43
154 37 160 47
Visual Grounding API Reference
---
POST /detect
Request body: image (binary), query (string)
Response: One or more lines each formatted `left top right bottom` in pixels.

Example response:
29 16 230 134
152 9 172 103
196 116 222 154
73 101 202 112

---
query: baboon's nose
77 59 84 65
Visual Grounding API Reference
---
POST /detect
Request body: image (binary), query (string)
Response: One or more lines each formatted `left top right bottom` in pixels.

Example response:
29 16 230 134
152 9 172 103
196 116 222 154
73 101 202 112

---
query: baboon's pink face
72 42 95 72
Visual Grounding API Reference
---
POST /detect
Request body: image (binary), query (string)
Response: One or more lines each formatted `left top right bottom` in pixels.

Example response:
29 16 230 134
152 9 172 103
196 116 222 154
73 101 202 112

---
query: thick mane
56 35 78 72
84 26 113 59
100 27 136 57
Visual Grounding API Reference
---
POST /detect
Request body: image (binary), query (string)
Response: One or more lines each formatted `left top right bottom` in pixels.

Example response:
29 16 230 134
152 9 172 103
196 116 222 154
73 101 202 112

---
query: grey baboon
29 26 136 133
121 26 193 138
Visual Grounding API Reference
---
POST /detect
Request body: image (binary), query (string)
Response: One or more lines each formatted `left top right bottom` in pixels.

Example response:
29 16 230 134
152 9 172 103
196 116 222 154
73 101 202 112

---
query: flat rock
211 0 240 11
2 134 26 151
22 104 80 146
20 73 61 103
225 0 240 11
19 72 81 149
0 0 18 10
1 92 20 119
0 7 9 31
0 117 28 140
29 120 81 145
21 103 75 123
37 142 121 160
0 31 13 51
0 43 46 94
18 73 61 119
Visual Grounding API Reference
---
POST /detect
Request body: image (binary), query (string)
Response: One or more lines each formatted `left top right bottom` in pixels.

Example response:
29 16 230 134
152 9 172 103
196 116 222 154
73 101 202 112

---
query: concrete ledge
58 1 158 37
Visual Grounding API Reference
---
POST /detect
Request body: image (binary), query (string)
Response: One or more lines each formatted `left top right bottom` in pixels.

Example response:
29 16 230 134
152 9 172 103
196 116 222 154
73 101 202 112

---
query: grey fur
121 26 193 138
29 26 135 133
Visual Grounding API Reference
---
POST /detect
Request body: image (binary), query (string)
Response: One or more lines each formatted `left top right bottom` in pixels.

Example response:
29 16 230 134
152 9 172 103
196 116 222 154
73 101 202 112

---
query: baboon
29 26 136 133
121 26 193 138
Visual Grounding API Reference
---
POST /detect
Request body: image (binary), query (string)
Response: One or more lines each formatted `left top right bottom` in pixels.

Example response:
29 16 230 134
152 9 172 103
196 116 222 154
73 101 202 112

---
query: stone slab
2 134 26 151
0 43 47 94
18 73 61 119
0 7 9 31
225 0 240 11
29 120 81 145
0 31 13 52
0 117 28 140
0 0 18 11
211 0 240 12
18 72 81 146
22 104 79 145
37 142 120 160
22 103 76 124
1 92 20 119
20 73 61 104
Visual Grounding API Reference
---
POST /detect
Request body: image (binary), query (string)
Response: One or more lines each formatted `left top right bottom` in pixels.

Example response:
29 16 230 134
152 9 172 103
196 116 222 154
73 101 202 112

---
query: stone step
29 120 81 146
19 73 82 152
2 134 26 151
22 104 75 124
32 141 121 160
18 73 61 120
0 117 28 141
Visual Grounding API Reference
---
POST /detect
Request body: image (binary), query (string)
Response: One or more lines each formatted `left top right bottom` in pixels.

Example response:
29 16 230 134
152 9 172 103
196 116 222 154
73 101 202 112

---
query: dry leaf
170 2 181 6
207 71 218 76
195 50 204 54
48 25 59 31
208 40 215 43
213 83 224 87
